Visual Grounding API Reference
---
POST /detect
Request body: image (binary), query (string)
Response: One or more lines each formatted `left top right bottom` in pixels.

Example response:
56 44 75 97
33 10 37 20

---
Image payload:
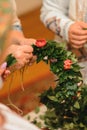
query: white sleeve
40 0 74 41
0 103 40 130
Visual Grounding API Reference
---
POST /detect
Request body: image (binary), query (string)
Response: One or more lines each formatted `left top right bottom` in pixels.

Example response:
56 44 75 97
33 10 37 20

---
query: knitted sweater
40 0 87 42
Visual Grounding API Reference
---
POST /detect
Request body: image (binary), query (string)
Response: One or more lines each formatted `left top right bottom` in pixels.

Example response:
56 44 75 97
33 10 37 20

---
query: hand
6 29 36 46
4 44 34 69
18 38 36 46
2 28 37 69
68 22 87 49
17 38 37 65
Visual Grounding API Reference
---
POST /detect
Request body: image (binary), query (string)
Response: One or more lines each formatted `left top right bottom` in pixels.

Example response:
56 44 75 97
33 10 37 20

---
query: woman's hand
1 28 37 70
17 38 37 65
3 44 36 70
68 22 87 49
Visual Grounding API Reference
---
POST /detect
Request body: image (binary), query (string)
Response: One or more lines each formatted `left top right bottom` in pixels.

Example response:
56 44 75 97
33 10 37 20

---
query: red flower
64 59 72 70
35 39 47 47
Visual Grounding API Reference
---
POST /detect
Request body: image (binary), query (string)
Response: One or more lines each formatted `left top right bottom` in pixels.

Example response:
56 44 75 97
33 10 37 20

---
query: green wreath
6 40 87 130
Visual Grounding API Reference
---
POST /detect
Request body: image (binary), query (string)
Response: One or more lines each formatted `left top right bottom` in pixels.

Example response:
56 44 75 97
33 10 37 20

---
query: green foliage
6 40 87 129
6 54 17 67
33 40 87 130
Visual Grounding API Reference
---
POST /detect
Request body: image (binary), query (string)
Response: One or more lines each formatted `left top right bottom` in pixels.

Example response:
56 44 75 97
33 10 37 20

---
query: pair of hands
69 21 87 49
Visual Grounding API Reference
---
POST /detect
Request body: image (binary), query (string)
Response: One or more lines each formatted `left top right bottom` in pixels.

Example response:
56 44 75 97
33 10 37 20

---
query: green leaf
34 107 40 114
5 54 17 67
74 101 80 109
48 96 58 102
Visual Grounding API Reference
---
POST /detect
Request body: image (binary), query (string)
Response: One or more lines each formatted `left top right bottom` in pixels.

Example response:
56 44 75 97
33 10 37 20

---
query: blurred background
16 0 54 39
16 0 42 15
0 0 54 115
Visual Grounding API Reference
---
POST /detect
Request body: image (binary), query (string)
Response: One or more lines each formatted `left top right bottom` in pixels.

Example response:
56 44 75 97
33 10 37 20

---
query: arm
2 0 36 68
40 0 74 41
6 0 36 47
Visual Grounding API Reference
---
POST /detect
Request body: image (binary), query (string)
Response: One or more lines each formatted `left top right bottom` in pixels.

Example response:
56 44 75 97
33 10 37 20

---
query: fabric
0 103 40 130
40 0 74 42
69 0 87 21
40 0 87 42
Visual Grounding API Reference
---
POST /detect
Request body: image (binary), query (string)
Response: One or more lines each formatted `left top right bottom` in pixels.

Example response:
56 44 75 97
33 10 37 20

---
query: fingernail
0 62 7 69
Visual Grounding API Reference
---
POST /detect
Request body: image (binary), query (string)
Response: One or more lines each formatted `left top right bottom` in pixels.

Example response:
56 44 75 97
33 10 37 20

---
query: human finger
70 39 86 46
19 38 36 45
2 69 11 79
16 53 33 67
70 34 87 41
12 48 33 62
28 55 37 65
21 53 33 61
71 44 83 49
20 45 33 53
72 29 87 35
70 41 84 49
23 38 36 45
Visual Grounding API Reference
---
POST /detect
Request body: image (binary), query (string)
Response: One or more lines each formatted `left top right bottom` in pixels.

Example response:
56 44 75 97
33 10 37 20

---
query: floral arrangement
6 40 87 130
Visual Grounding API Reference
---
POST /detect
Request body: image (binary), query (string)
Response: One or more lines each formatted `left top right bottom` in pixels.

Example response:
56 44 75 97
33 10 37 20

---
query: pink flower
35 39 47 48
64 59 72 70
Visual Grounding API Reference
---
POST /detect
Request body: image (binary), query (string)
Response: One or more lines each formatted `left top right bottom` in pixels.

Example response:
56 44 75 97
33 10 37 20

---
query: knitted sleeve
40 0 74 41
